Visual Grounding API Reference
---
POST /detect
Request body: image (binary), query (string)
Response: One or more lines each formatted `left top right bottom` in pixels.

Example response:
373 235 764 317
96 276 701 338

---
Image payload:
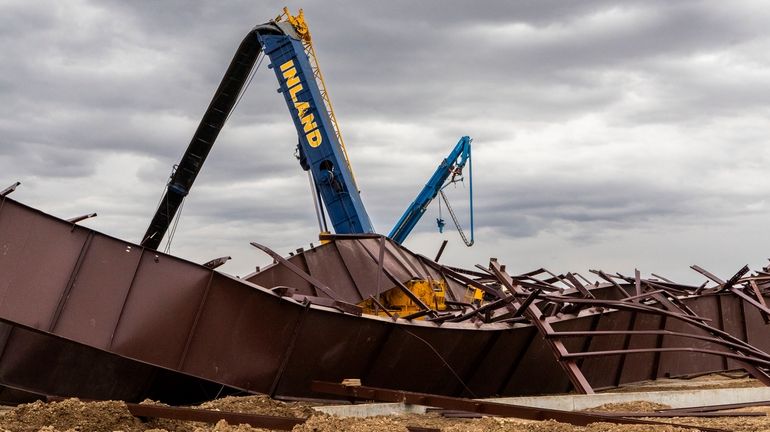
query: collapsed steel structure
0 193 770 406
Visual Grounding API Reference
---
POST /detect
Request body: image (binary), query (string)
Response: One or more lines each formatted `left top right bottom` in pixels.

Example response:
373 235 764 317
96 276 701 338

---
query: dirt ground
0 374 768 432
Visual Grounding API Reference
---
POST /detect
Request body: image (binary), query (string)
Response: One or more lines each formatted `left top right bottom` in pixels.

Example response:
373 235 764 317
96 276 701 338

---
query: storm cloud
2 0 770 283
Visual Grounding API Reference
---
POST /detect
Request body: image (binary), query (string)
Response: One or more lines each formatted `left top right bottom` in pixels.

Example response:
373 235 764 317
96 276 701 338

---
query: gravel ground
0 374 767 431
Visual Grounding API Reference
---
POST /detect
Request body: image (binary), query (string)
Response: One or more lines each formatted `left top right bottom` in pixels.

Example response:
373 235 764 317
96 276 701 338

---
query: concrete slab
315 386 770 417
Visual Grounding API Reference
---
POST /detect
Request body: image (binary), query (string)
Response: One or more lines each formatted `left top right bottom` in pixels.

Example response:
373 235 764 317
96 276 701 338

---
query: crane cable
437 152 474 247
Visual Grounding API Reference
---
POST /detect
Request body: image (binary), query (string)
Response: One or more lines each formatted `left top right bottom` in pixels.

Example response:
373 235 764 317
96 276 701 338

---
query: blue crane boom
260 33 373 235
388 136 473 245
141 10 373 250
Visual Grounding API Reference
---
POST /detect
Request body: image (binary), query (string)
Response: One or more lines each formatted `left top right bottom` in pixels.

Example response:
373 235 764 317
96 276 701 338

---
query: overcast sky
2 0 770 284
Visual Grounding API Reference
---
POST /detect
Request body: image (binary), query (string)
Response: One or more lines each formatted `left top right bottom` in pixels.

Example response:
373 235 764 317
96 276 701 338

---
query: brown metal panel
274 311 388 398
247 261 315 295
381 241 422 284
361 324 498 396
53 234 142 349
579 311 632 388
0 326 155 400
466 326 538 396
501 330 570 395
744 296 770 354
657 311 726 378
110 251 210 368
618 312 663 384
302 245 361 303
335 240 394 295
181 274 301 391
0 202 89 330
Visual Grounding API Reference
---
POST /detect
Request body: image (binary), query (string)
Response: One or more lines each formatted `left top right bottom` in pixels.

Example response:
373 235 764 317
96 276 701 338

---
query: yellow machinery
360 279 484 319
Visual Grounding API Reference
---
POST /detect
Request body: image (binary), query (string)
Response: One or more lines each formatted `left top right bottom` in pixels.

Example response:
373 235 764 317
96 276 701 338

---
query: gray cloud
2 1 770 284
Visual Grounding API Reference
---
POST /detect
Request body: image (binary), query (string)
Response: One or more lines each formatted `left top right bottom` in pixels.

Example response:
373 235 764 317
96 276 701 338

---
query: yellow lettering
295 101 309 118
300 113 317 133
306 129 322 148
279 60 294 71
288 83 303 102
282 67 300 89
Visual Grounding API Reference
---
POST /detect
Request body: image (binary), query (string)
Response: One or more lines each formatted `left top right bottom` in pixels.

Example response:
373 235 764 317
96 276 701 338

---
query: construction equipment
141 8 373 250
389 136 474 245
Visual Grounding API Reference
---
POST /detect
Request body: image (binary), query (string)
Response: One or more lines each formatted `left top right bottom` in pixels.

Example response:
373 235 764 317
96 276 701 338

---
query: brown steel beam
488 259 595 395
250 241 341 302
309 381 723 430
0 182 20 197
691 265 725 285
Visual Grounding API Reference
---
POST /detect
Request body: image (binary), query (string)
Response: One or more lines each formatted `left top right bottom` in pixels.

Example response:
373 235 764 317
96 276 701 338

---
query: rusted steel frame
328 242 363 300
613 311 637 387
421 259 507 301
620 289 664 303
356 245 435 314
374 236 386 313
649 291 709 323
748 280 770 323
590 270 631 298
730 286 770 317
574 314 601 370
691 264 725 285
542 268 570 287
444 300 474 309
488 259 594 394
548 329 769 353
574 273 594 287
178 271 216 370
564 273 595 298
561 347 770 367
444 295 518 323
367 295 394 319
658 290 770 386
541 294 770 361
651 272 675 283
505 269 564 292
66 213 97 224
511 288 542 318
290 294 362 316
309 381 721 430
720 265 750 292
250 242 341 302
489 314 529 324
634 269 642 297
108 247 148 350
381 268 436 316
0 182 20 197
433 239 448 262
403 309 433 320
269 302 311 397
49 231 94 332
616 273 693 295
652 314 667 378
509 278 562 294
715 294 728 370
641 280 692 296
